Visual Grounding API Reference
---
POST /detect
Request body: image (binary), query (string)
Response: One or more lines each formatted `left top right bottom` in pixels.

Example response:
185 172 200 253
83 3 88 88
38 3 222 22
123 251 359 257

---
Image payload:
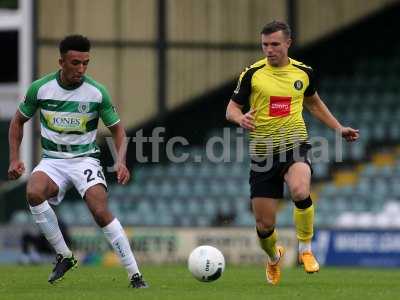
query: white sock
102 218 140 278
299 241 312 254
29 201 72 258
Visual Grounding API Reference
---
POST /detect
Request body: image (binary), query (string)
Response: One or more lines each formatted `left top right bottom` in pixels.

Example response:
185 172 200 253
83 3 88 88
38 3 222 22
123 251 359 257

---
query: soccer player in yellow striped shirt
226 21 359 285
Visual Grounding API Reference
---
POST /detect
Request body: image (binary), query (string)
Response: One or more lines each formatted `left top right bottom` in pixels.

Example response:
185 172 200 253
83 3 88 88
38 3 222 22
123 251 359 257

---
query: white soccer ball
188 245 225 282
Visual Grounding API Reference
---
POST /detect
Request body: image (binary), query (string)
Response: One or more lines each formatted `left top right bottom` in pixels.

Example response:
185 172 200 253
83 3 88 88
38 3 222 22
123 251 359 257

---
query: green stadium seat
234 212 254 226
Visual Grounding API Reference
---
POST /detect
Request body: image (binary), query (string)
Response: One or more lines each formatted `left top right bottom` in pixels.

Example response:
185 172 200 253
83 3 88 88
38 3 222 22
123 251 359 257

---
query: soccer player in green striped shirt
8 35 148 288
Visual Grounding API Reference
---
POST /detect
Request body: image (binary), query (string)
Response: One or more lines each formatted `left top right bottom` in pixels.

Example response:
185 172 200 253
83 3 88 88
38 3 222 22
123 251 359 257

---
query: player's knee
92 208 113 227
26 188 46 205
289 183 309 201
256 219 275 233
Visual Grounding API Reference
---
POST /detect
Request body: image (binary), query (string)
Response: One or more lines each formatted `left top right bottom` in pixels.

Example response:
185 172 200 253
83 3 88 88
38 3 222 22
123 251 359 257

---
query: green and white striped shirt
19 71 120 159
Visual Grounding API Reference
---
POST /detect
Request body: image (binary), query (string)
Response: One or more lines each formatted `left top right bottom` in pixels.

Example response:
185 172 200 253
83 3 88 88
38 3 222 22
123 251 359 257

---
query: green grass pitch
0 265 397 300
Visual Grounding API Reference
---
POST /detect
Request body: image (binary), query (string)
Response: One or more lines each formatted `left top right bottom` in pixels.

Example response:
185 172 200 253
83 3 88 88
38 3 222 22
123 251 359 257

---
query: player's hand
8 160 25 180
239 108 257 131
116 162 130 185
340 126 360 142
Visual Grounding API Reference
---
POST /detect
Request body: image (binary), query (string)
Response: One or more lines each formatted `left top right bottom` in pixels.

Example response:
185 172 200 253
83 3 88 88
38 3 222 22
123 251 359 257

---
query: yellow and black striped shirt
232 57 317 155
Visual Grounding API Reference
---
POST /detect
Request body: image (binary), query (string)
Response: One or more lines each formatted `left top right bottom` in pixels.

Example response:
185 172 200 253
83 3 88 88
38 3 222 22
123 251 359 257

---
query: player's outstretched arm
108 122 130 185
304 92 359 142
226 100 256 131
8 110 29 180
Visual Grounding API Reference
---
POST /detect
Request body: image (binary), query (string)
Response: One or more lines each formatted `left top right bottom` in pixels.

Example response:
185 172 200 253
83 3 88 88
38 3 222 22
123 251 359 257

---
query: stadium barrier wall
0 225 297 266
72 227 298 267
312 229 400 267
3 226 400 267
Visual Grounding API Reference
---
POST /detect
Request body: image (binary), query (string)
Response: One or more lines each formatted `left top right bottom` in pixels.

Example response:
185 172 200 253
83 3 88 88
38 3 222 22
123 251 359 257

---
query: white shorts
32 157 107 205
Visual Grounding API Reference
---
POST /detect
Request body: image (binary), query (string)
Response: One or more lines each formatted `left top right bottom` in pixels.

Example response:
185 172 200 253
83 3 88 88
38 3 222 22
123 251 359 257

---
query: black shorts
249 143 312 199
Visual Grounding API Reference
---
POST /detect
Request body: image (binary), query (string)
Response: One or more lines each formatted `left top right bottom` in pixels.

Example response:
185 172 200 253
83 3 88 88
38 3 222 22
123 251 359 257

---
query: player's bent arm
226 100 244 125
108 121 127 165
226 100 256 131
108 122 131 184
303 92 342 131
8 110 30 179
9 110 30 162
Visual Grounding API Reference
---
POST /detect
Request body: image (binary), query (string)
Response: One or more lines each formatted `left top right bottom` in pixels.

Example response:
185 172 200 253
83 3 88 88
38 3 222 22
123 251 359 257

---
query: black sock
256 227 275 239
294 196 312 209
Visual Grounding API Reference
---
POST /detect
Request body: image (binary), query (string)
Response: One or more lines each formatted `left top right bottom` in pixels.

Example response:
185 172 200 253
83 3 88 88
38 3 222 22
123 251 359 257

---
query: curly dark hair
59 34 91 55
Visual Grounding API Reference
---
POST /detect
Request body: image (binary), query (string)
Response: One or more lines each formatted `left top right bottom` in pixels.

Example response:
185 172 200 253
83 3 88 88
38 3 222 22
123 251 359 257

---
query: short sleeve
18 84 39 118
231 69 252 106
99 87 120 127
304 67 317 97
231 64 265 105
